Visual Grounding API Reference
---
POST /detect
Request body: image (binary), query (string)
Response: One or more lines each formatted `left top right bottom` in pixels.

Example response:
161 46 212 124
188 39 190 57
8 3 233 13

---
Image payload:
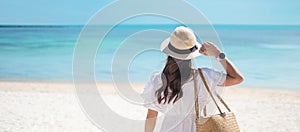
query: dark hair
155 56 192 104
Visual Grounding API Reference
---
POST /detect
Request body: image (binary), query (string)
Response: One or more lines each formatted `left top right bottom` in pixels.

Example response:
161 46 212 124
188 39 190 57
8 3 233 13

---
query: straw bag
193 68 240 132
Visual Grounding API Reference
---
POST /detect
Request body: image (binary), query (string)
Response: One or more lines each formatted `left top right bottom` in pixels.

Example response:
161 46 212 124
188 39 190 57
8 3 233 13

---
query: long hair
155 56 193 104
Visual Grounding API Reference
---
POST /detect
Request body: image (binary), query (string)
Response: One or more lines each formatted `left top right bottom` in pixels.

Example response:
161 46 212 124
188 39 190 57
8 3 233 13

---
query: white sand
0 81 299 131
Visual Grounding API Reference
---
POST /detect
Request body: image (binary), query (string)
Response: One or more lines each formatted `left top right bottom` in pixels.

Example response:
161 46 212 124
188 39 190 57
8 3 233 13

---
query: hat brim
160 37 202 60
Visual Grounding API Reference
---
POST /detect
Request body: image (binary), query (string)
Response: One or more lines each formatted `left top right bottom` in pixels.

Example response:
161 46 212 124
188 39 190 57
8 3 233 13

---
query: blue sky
0 0 299 25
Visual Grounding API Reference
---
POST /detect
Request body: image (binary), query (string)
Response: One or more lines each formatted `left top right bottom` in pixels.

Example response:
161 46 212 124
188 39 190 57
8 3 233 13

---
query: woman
141 26 244 132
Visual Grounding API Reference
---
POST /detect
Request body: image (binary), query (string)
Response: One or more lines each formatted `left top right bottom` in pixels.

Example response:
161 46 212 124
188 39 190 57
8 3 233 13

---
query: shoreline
0 81 299 93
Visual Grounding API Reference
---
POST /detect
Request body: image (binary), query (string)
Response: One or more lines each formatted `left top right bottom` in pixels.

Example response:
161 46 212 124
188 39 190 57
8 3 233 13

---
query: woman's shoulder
199 67 215 72
148 71 163 84
197 67 227 85
147 71 162 87
198 67 225 75
142 71 163 98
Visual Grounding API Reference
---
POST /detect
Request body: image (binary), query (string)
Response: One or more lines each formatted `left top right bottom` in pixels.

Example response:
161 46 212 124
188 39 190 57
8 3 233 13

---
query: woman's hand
199 41 221 58
199 41 244 86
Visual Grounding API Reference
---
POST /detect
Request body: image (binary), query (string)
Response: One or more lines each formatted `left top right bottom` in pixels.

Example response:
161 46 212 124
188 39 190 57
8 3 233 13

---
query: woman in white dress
142 26 244 132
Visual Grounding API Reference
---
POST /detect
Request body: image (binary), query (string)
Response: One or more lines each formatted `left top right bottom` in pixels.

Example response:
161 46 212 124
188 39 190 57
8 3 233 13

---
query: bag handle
193 70 200 121
194 68 231 115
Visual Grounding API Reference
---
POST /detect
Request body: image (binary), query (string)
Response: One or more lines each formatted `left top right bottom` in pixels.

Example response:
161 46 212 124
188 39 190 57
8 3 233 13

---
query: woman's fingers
202 52 208 56
199 45 206 53
200 42 220 57
203 41 214 48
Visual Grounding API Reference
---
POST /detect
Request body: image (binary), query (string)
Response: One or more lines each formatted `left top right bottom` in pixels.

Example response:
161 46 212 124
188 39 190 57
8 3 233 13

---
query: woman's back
142 68 226 132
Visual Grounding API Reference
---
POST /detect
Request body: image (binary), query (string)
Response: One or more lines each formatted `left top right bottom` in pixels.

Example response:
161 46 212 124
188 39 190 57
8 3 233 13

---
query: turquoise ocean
0 25 299 90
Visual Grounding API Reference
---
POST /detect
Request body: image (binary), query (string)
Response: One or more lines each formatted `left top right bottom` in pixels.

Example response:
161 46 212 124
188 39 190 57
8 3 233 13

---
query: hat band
168 43 198 54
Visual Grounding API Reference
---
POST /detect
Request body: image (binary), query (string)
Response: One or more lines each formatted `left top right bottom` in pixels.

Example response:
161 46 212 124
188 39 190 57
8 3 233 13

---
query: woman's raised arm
200 42 244 86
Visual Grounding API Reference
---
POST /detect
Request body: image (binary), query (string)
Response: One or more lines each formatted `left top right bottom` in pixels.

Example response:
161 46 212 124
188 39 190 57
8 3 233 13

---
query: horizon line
0 24 299 27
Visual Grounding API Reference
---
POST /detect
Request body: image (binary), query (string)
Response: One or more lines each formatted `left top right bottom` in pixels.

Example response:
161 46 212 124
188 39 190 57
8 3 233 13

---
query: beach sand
0 81 299 131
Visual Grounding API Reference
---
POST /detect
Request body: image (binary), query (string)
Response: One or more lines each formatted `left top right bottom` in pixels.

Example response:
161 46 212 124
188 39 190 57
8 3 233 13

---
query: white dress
141 68 226 132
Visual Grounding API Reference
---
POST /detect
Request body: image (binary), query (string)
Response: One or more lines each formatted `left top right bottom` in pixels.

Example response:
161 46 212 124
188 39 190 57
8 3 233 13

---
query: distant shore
0 81 299 131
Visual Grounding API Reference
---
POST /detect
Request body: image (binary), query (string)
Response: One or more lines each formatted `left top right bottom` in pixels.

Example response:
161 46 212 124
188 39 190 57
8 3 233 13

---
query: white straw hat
160 26 201 60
